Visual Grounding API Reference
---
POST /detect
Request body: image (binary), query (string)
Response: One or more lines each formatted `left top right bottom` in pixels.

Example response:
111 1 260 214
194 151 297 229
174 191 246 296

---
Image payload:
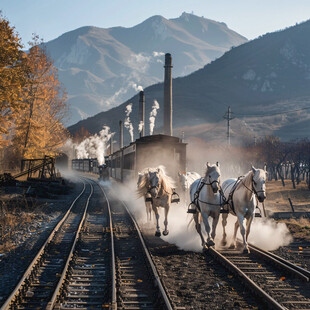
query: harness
189 174 265 216
188 177 223 213
221 175 265 216
146 183 180 203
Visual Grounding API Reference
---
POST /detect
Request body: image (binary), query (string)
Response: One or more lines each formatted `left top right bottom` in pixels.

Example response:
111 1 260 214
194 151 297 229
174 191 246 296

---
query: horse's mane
237 170 253 190
136 169 151 198
158 166 176 193
136 166 176 198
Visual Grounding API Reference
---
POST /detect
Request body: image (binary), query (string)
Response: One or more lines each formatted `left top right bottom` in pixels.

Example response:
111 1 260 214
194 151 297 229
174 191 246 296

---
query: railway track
2 178 173 309
53 179 172 309
209 242 310 310
4 175 309 309
101 183 172 309
1 179 92 310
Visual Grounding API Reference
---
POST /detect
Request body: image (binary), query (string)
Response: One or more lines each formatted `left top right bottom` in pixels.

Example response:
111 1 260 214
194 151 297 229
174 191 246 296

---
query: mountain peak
45 13 247 125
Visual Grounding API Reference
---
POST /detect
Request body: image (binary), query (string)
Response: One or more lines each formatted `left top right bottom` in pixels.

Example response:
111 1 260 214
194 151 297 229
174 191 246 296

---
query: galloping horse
137 166 175 237
137 170 152 222
189 162 221 248
220 166 267 253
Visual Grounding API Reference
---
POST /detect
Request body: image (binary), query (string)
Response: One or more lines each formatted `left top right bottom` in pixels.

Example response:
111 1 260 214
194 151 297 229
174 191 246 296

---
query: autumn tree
0 14 25 146
12 36 68 159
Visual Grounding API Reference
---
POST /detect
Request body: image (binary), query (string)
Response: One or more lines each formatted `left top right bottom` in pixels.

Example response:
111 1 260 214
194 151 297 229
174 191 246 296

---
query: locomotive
106 134 186 182
71 134 187 184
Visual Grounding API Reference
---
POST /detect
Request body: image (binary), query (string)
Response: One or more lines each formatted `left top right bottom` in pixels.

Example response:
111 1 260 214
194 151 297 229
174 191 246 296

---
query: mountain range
68 19 310 144
44 12 247 125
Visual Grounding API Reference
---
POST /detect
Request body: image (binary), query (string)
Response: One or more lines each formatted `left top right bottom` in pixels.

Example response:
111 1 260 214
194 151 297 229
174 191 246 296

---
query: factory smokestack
119 120 123 149
164 53 173 136
139 91 145 138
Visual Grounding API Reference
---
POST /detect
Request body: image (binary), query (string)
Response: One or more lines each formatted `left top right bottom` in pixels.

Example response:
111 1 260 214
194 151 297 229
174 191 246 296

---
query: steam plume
124 103 134 142
138 121 144 133
132 83 143 92
149 99 160 135
75 126 112 165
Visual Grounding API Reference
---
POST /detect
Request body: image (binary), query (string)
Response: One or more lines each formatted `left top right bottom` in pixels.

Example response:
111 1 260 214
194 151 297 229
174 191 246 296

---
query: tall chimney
139 91 145 138
164 53 173 136
119 120 123 149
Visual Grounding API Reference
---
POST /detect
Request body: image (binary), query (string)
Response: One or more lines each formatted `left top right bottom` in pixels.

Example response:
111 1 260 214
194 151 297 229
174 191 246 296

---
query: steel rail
120 199 174 310
98 183 117 310
46 179 94 310
1 178 87 310
247 242 310 281
208 247 286 310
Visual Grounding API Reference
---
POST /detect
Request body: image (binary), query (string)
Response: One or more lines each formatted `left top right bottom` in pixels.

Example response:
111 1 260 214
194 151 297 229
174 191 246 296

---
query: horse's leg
194 212 205 247
244 215 253 253
221 213 228 246
201 212 214 247
229 219 240 249
211 213 219 243
149 204 152 222
162 204 170 236
147 203 152 222
145 202 149 222
152 205 161 237
237 215 249 253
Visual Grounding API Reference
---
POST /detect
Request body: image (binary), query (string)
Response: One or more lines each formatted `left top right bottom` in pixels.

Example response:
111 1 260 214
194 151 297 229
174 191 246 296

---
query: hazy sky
1 0 310 48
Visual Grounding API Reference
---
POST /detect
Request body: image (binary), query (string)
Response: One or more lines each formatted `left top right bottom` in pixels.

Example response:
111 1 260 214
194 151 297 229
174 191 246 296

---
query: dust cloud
103 137 293 253
106 178 292 253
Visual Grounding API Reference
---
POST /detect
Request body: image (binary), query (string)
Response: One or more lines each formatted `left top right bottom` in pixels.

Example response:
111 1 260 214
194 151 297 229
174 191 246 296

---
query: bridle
241 176 265 199
204 175 220 187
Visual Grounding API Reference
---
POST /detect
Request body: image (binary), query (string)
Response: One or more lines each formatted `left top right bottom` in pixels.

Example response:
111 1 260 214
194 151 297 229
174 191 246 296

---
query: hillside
68 20 310 144
44 12 247 124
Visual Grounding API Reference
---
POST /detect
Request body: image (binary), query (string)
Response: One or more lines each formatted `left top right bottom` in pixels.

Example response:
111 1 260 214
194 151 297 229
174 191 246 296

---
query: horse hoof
163 230 169 236
155 231 161 237
207 240 215 247
243 248 250 254
228 244 235 249
221 240 227 246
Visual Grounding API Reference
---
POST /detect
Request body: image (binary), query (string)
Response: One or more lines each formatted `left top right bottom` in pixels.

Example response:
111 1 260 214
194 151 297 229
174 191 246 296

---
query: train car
71 158 99 173
106 134 186 182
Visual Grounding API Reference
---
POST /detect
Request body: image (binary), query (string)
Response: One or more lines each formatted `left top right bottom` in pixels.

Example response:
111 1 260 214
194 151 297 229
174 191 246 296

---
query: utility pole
223 106 234 146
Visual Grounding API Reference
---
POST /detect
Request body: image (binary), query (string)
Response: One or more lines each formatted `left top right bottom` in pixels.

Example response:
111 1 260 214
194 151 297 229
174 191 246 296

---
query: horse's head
205 162 221 193
251 166 267 202
148 169 161 198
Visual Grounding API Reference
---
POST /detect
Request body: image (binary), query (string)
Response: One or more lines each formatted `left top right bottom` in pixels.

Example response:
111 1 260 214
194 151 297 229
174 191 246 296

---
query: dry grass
265 180 310 212
277 218 310 241
0 201 37 252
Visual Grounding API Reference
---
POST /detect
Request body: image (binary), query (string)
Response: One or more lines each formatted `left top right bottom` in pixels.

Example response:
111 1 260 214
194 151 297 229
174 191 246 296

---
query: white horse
178 171 201 192
189 163 221 248
137 166 175 237
178 171 201 205
221 166 267 253
137 171 152 222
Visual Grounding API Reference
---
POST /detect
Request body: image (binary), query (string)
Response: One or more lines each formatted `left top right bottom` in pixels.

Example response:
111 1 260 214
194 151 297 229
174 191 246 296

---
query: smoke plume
75 126 112 164
132 83 143 92
149 99 160 135
124 103 134 142
138 121 144 133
